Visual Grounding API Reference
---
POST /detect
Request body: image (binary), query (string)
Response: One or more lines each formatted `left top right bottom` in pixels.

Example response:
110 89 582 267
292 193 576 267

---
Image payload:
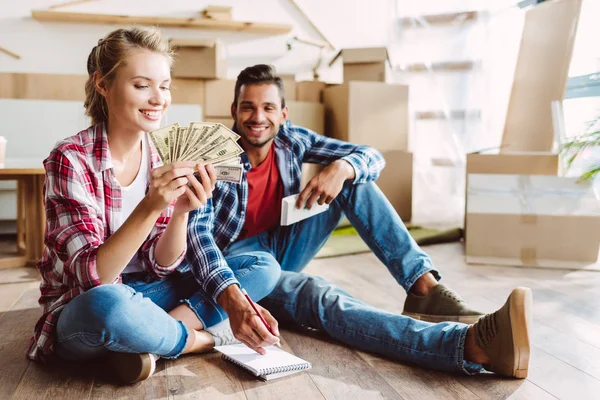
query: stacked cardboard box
329 47 392 83
465 153 600 269
324 81 412 221
170 39 227 80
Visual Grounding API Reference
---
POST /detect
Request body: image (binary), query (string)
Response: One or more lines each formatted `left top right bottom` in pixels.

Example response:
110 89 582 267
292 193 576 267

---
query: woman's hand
173 163 217 215
145 161 195 213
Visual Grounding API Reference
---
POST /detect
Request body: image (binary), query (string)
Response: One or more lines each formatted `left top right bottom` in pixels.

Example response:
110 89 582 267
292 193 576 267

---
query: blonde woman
27 27 280 384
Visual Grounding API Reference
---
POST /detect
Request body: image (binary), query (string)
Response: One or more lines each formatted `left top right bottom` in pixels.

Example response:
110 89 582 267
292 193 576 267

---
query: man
186 64 533 378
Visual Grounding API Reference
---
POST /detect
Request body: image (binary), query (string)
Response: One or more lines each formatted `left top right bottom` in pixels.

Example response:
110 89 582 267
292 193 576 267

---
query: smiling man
184 64 534 378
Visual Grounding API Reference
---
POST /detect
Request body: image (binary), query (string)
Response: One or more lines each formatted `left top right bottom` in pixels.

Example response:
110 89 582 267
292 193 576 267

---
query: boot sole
107 352 155 384
402 312 483 325
509 287 533 379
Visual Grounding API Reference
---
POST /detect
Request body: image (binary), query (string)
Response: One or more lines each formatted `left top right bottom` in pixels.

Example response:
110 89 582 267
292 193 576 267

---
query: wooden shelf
398 60 476 72
415 110 481 120
401 11 478 26
31 10 293 34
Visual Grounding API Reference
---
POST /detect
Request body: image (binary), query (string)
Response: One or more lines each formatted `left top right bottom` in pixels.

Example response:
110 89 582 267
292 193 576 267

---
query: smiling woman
24 27 275 385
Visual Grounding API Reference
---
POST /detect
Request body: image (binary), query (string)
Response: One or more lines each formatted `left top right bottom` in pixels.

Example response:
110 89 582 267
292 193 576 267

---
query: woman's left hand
173 163 216 215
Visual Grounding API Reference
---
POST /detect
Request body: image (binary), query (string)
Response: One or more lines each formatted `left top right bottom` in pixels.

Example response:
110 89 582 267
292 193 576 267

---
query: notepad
214 344 312 381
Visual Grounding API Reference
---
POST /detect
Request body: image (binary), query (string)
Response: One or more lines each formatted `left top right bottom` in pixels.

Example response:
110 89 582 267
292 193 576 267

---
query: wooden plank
401 11 478 26
282 327 402 399
456 375 557 400
90 359 170 399
31 10 293 34
357 351 478 400
0 45 21 60
239 331 325 400
415 110 481 120
164 351 247 399
12 359 94 400
0 288 41 399
400 60 475 72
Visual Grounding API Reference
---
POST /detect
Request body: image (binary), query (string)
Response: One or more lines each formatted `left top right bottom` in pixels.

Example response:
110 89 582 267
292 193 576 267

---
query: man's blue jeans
54 252 280 361
224 182 482 374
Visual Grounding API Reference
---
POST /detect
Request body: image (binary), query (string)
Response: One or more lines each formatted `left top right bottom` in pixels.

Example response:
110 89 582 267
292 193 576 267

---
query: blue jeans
54 252 280 361
224 182 482 374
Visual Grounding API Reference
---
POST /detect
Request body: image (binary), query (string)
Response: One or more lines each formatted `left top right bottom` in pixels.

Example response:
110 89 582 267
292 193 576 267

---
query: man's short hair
234 64 286 108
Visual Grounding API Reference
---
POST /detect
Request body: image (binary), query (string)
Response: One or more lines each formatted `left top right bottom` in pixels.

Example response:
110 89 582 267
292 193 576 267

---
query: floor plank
284 328 403 399
164 350 248 399
3 243 600 399
0 288 42 399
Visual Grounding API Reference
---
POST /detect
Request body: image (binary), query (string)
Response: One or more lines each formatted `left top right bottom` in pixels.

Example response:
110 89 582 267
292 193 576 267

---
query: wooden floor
1 240 600 399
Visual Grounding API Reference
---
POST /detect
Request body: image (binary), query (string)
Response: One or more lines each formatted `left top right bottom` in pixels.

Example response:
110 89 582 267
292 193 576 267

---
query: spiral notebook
215 344 312 381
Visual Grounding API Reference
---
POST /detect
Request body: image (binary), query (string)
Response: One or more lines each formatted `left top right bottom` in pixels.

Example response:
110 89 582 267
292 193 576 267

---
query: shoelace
474 311 498 347
439 287 466 304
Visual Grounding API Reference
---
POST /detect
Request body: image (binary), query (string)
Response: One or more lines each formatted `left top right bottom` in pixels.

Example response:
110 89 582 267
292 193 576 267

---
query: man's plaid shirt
184 120 386 303
27 124 185 361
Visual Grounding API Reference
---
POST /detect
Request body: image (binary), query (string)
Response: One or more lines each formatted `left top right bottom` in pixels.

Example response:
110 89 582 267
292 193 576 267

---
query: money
148 122 244 184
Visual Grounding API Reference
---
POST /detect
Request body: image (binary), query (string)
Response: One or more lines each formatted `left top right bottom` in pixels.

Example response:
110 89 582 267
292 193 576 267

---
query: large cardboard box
286 101 325 133
297 81 326 102
204 79 236 117
501 0 582 152
329 47 392 83
278 74 297 101
170 78 204 105
204 116 234 128
465 152 560 233
378 150 412 221
465 174 600 269
170 39 227 79
324 82 408 151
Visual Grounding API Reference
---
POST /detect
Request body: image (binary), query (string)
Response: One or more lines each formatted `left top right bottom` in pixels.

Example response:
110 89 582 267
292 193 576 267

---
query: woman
27 27 281 384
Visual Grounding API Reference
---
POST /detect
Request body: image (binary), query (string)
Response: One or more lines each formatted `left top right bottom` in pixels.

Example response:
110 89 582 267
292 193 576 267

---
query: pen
241 288 281 347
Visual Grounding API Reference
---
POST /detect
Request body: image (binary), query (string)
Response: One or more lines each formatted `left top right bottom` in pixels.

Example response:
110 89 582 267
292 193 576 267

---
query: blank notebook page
214 344 311 376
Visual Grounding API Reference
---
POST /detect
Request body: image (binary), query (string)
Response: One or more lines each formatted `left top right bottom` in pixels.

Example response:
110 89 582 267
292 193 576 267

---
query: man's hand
217 285 280 355
296 159 355 209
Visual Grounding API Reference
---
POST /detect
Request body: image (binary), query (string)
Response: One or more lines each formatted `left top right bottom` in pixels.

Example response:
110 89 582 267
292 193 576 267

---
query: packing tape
520 248 537 265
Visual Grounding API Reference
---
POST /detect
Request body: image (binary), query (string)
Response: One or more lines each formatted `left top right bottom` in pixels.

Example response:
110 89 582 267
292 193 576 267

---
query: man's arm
294 123 386 184
187 203 280 352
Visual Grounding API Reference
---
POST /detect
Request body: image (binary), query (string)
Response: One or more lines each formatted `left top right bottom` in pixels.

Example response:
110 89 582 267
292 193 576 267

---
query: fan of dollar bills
148 122 244 184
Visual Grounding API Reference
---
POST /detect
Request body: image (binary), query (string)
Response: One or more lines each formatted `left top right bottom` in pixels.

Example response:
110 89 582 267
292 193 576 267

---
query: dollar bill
148 123 179 163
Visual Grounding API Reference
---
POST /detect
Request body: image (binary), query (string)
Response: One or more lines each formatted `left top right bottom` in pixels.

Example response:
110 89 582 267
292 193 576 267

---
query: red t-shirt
239 143 283 240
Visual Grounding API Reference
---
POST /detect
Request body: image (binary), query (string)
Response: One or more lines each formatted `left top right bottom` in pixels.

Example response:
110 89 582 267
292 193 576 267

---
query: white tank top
116 136 150 274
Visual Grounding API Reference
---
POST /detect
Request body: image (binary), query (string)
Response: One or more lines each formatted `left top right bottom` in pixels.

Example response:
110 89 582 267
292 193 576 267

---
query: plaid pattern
27 123 184 361
185 120 386 303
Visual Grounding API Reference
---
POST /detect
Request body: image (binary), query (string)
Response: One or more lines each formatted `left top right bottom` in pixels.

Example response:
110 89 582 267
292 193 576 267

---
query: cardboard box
0 72 86 101
278 74 297 102
170 78 204 105
171 39 227 79
204 79 236 117
324 82 409 151
300 163 324 190
465 174 600 269
286 101 325 133
501 0 582 152
466 153 559 175
464 152 560 233
377 150 412 222
204 117 234 128
297 81 326 102
329 47 392 83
